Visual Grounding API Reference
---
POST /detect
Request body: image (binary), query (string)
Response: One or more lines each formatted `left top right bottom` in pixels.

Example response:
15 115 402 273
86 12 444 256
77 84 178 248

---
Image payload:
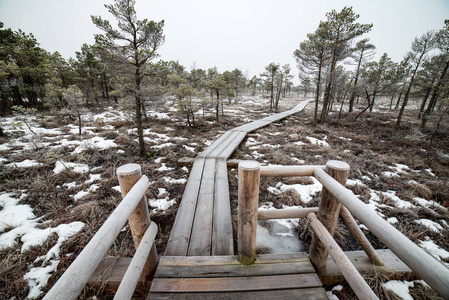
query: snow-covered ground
1 95 448 299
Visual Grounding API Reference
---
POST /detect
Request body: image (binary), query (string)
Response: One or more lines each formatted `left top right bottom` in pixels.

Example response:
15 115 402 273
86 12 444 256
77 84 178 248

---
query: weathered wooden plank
187 158 216 256
207 131 240 158
158 253 310 266
321 249 412 286
88 257 146 292
165 158 206 256
212 159 233 255
150 274 322 293
155 261 315 278
198 131 233 159
218 132 247 159
149 288 328 300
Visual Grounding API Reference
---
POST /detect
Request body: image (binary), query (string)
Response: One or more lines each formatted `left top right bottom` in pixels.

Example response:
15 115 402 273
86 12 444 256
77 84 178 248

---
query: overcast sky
1 0 448 84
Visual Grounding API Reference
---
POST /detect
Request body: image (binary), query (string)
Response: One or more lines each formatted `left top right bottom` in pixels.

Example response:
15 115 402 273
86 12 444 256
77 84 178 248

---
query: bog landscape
0 1 448 299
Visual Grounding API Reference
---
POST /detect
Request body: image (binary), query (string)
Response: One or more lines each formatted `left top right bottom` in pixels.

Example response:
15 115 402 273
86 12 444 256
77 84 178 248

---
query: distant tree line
294 7 449 132
3 2 447 156
0 0 296 157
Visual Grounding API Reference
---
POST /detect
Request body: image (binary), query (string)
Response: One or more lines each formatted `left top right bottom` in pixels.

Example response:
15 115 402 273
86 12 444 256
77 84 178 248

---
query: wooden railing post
117 163 158 278
238 161 260 265
309 160 349 274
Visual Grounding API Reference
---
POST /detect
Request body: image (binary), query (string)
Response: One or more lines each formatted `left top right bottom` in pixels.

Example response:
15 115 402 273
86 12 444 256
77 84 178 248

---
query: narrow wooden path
165 100 312 256
149 253 327 299
150 100 326 298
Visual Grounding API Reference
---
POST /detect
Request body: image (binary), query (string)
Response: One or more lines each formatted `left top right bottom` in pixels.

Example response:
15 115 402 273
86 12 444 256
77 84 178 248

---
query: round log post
116 163 158 279
309 160 350 275
238 161 260 265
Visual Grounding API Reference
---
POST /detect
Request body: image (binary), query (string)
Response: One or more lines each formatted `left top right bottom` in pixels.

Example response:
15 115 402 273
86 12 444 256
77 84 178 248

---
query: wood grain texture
217 131 247 159
320 249 411 286
339 205 384 266
313 167 449 299
157 252 309 267
309 160 349 274
148 288 328 300
154 260 315 278
187 159 216 256
165 158 206 256
44 176 149 300
114 222 158 299
258 207 318 220
259 165 326 177
238 161 260 265
213 159 233 255
88 257 146 292
150 274 322 293
308 213 379 300
117 164 151 249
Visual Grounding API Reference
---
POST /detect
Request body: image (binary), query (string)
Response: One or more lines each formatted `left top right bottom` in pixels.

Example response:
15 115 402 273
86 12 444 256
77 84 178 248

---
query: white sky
0 0 448 84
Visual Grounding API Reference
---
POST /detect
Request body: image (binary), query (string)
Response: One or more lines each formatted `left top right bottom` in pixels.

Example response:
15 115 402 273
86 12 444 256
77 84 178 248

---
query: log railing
45 164 158 300
237 160 449 299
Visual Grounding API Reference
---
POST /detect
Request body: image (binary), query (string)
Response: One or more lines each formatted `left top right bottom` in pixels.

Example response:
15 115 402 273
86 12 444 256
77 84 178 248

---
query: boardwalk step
149 253 327 300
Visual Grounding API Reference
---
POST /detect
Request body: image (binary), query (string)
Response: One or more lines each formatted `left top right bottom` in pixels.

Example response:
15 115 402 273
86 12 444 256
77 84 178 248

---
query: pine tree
92 0 165 156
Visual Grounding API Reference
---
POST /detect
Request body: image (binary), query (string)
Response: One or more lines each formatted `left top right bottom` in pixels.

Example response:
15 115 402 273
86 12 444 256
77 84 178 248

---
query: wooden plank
149 288 328 300
207 131 240 158
218 132 247 159
212 159 233 255
165 158 206 256
158 253 310 267
150 274 322 293
187 159 216 256
88 257 146 292
198 131 233 159
155 261 315 278
321 249 412 286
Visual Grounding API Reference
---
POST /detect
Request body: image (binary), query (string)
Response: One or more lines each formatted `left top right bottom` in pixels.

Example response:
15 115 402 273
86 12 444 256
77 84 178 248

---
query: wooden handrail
260 165 325 177
44 175 150 300
314 167 449 299
114 221 158 300
308 213 379 300
258 207 318 220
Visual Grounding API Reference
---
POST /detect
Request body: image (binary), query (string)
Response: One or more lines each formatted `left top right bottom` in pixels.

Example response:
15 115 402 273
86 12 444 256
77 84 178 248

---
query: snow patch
53 161 89 174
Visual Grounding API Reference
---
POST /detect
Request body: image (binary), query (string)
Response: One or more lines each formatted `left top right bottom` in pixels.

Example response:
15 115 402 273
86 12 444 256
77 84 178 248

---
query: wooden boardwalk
165 100 312 256
150 100 328 298
149 253 327 299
